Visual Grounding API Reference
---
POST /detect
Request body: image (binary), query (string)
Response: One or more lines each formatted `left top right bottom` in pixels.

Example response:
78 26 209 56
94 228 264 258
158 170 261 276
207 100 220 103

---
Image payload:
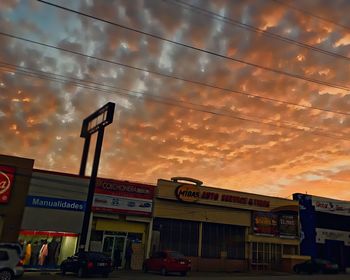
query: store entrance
102 234 127 268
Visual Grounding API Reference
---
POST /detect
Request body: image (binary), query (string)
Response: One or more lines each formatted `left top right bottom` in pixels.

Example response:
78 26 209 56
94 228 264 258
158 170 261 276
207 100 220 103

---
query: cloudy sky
1 0 350 200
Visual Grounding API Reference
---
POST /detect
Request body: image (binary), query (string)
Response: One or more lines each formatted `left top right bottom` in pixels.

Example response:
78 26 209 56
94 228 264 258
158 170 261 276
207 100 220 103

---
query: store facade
293 193 350 271
0 155 34 242
89 178 155 270
20 170 89 267
152 178 300 272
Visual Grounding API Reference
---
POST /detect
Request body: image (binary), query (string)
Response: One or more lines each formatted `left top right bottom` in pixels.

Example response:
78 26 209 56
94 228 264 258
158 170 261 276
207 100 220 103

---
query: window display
18 230 78 267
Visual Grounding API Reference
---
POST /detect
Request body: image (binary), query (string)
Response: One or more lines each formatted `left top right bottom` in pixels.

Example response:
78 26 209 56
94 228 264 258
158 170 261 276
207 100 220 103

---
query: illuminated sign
253 212 278 236
0 165 16 204
175 184 201 202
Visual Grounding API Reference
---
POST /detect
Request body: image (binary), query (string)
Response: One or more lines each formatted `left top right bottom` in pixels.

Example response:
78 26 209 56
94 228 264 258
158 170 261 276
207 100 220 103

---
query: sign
279 215 298 238
313 198 350 216
0 165 16 204
253 212 278 236
26 196 86 211
92 178 154 216
92 194 152 216
175 184 201 202
174 184 270 208
316 228 350 246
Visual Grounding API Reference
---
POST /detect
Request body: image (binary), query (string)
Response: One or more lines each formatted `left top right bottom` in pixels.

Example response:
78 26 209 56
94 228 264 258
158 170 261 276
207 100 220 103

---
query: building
152 177 301 272
20 169 89 267
89 177 155 270
294 193 350 271
0 155 34 242
19 169 155 269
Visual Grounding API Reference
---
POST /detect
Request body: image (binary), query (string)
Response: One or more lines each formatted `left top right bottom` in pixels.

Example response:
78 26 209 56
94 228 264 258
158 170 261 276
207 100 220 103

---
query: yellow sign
175 184 200 202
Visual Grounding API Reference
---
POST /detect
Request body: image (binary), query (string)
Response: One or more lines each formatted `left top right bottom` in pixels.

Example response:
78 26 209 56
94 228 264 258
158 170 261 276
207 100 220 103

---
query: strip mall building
151 177 302 272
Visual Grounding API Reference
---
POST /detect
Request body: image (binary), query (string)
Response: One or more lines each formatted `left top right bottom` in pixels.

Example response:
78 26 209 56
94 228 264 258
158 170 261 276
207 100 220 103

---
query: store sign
279 215 298 238
174 184 270 208
93 194 152 216
313 198 350 216
316 228 350 245
26 196 86 211
175 184 201 202
92 178 154 216
253 212 278 236
0 165 16 204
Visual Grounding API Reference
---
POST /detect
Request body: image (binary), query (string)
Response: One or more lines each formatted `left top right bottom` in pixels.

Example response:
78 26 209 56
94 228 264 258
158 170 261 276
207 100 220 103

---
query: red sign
92 178 155 216
0 165 16 204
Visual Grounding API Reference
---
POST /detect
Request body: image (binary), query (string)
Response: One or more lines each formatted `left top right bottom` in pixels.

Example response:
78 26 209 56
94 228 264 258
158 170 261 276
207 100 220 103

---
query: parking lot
21 270 350 280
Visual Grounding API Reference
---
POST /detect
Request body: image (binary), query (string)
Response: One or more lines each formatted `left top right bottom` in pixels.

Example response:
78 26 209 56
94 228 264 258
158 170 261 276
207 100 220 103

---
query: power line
1 62 350 142
1 31 350 118
36 0 350 92
169 0 350 62
271 0 350 32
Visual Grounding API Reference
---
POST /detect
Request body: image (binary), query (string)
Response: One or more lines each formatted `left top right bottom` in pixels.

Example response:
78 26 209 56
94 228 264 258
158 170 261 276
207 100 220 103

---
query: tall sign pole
79 102 115 251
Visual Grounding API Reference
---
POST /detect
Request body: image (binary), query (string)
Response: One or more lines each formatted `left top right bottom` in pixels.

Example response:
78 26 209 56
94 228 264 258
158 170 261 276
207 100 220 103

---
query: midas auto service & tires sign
0 165 16 204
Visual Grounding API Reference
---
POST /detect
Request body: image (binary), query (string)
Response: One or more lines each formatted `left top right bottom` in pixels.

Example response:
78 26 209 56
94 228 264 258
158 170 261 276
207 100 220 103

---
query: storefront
152 177 300 272
20 170 88 268
0 155 34 242
89 178 155 270
294 194 350 271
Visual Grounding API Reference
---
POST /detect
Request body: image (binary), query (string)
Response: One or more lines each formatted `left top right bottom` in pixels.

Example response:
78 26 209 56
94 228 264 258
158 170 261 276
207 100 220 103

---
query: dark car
293 258 339 274
143 250 191 276
61 251 112 278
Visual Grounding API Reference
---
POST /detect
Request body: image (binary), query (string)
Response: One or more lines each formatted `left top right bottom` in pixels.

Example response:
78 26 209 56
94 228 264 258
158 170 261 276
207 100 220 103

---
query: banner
0 165 16 204
253 212 278 236
279 215 298 238
93 178 154 216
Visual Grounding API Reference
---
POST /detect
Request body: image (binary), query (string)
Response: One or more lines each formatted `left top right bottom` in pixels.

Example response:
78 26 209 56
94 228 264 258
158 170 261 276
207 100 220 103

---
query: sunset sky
1 0 350 200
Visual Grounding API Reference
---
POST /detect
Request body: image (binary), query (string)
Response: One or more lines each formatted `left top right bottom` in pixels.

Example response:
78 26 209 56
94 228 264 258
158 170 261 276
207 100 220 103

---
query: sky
1 0 350 201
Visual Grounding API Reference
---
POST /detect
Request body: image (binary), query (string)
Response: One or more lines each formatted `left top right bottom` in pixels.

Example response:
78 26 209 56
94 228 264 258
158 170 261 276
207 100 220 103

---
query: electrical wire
271 0 350 32
36 0 350 91
1 31 350 117
169 0 350 62
1 63 350 141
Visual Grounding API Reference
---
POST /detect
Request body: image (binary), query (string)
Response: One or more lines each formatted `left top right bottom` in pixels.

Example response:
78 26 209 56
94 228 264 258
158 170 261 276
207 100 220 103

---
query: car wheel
61 269 66 276
0 270 14 280
77 267 85 278
180 271 187 276
102 273 109 278
142 264 148 273
161 267 168 276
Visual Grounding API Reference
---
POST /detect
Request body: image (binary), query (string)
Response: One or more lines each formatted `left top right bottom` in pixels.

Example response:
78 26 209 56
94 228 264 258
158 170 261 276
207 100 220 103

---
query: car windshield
169 251 185 259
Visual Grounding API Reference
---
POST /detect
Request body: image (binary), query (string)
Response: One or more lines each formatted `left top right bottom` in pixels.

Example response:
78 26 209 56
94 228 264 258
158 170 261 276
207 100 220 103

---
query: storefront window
202 223 245 259
251 242 282 266
18 230 78 267
153 218 199 257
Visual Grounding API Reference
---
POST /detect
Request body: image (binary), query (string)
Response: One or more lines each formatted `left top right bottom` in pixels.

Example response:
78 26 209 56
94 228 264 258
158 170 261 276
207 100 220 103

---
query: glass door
102 234 127 269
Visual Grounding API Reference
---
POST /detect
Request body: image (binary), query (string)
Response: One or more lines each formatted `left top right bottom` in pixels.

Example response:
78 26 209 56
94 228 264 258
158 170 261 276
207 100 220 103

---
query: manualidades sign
26 195 86 212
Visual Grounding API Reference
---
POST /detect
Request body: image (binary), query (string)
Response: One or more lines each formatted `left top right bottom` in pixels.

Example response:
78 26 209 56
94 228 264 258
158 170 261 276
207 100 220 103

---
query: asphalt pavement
21 270 350 280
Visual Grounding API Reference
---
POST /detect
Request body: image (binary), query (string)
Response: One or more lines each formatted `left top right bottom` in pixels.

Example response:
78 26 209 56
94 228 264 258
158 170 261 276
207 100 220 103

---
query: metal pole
79 135 91 176
79 128 105 251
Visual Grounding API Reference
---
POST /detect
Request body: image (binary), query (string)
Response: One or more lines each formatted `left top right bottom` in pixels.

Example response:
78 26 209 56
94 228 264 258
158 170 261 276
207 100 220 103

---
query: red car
143 251 191 276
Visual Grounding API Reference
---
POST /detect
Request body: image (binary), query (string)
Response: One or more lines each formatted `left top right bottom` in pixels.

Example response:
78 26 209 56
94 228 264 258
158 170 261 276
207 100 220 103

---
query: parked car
0 244 24 280
61 251 112 278
293 258 339 274
143 250 191 276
